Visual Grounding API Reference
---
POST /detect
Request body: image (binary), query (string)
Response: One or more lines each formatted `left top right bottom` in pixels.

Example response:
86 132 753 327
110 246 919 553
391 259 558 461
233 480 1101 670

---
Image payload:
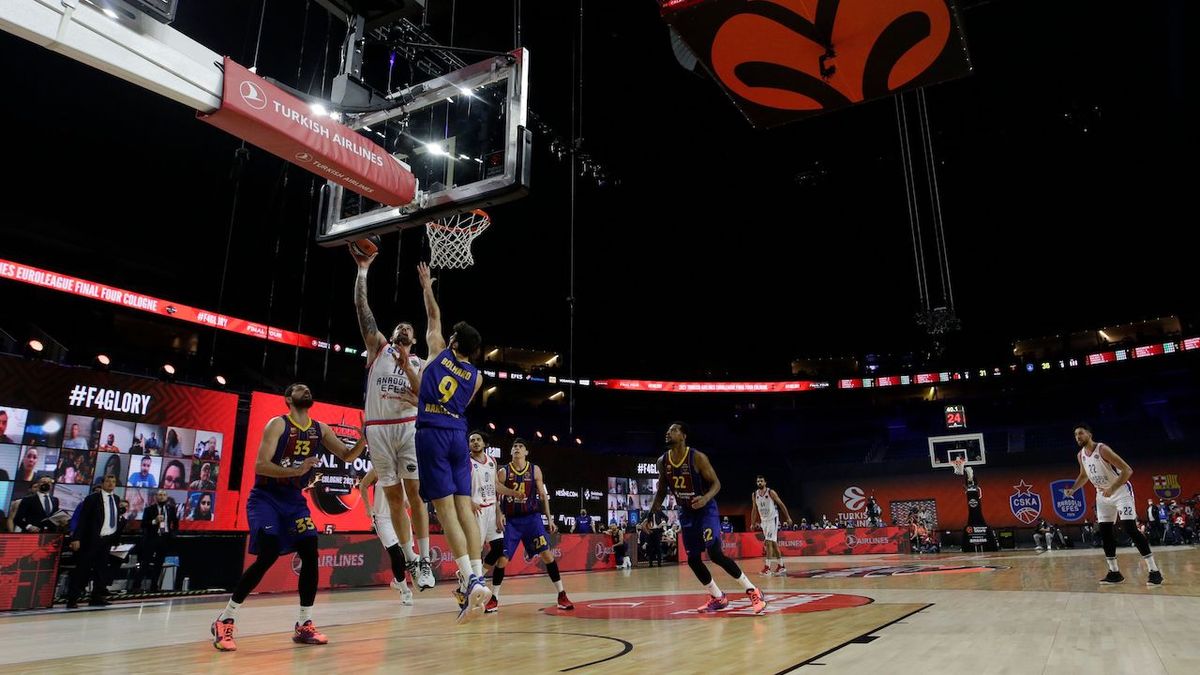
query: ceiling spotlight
507 427 515 435
96 354 111 366
575 438 582 445
162 364 176 376
215 375 228 386
551 435 559 442
535 431 543 438
487 422 496 430
28 339 44 353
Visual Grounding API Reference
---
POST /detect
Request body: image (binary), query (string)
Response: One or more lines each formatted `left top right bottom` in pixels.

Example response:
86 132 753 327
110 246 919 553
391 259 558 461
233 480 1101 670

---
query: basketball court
3 547 1196 673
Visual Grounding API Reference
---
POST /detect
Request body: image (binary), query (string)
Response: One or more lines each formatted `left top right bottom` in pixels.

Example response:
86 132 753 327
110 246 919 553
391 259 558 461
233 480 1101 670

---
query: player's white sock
1144 554 1159 572
298 606 313 624
1106 557 1119 572
735 573 755 591
218 599 241 622
455 555 474 586
554 580 564 592
471 559 483 578
419 538 431 560
705 580 723 598
400 539 419 563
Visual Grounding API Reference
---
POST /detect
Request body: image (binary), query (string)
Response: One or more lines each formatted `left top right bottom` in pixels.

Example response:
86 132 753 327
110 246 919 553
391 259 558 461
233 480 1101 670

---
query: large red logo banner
660 0 971 128
682 527 910 560
199 58 416 207
247 532 619 594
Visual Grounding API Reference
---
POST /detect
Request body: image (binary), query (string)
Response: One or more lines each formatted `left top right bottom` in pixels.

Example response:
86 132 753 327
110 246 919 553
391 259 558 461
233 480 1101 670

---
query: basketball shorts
680 506 722 557
477 504 504 549
246 487 316 554
367 421 418 488
415 426 471 501
1095 483 1136 523
761 516 779 542
503 512 549 560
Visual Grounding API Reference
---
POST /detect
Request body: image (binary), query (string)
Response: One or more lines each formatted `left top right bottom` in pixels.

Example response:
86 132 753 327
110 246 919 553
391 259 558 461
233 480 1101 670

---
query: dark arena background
1 0 1195 672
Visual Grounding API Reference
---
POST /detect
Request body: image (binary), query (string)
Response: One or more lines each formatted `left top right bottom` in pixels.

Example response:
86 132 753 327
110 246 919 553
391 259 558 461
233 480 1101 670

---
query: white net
425 209 490 269
951 458 966 475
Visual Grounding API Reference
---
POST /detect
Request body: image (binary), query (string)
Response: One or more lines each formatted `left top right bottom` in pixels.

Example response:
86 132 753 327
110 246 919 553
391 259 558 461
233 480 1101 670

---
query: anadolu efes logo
1049 479 1086 521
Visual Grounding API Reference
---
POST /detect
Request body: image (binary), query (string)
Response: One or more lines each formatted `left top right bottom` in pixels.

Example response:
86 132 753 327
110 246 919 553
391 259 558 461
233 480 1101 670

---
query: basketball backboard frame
929 433 986 469
315 47 530 246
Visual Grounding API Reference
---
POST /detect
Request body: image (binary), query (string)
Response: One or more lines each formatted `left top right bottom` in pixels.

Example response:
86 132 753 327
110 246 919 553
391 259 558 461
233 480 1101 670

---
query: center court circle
543 592 873 619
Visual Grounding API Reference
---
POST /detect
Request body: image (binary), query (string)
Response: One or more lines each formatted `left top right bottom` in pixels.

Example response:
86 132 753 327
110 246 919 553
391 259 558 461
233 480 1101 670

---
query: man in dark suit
14 477 59 532
66 474 121 608
641 509 667 567
136 489 179 590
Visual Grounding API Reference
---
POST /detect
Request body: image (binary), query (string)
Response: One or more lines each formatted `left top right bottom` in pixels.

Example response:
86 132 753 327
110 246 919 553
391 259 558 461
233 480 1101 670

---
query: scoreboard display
944 404 967 429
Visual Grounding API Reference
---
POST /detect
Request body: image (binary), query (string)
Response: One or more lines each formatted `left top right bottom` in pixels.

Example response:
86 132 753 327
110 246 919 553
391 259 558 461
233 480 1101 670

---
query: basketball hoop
426 209 490 269
951 458 966 475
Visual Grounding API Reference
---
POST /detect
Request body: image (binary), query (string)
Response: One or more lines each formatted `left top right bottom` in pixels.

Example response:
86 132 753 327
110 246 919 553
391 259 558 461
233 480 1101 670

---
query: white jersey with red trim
755 488 778 523
365 343 422 423
1080 443 1122 490
471 453 498 507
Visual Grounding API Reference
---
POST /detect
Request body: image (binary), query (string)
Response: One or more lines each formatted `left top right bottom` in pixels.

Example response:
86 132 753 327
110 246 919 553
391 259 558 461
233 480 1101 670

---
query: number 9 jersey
416 348 479 431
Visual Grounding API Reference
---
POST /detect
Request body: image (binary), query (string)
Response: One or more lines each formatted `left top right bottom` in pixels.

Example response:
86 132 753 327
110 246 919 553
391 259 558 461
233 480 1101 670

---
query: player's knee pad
484 540 504 566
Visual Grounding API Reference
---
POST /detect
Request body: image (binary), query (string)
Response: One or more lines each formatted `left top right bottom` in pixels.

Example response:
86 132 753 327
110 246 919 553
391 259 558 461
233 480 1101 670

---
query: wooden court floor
2 546 1197 674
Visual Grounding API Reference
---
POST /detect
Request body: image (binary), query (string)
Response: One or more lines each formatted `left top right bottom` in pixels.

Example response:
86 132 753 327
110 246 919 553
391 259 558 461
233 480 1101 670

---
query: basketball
349 234 381 257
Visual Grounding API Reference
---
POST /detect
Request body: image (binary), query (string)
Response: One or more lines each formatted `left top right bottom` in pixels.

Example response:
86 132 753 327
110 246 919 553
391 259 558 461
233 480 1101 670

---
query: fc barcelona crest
1153 474 1181 499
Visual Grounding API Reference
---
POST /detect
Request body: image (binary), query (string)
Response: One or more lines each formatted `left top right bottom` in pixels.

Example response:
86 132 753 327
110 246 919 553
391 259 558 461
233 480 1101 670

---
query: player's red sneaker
293 620 328 645
211 617 237 652
697 594 729 613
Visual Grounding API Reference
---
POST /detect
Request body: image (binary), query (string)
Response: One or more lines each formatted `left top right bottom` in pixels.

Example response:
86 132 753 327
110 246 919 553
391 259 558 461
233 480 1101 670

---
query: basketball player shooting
351 245 437 593
1062 423 1162 586
648 422 767 613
